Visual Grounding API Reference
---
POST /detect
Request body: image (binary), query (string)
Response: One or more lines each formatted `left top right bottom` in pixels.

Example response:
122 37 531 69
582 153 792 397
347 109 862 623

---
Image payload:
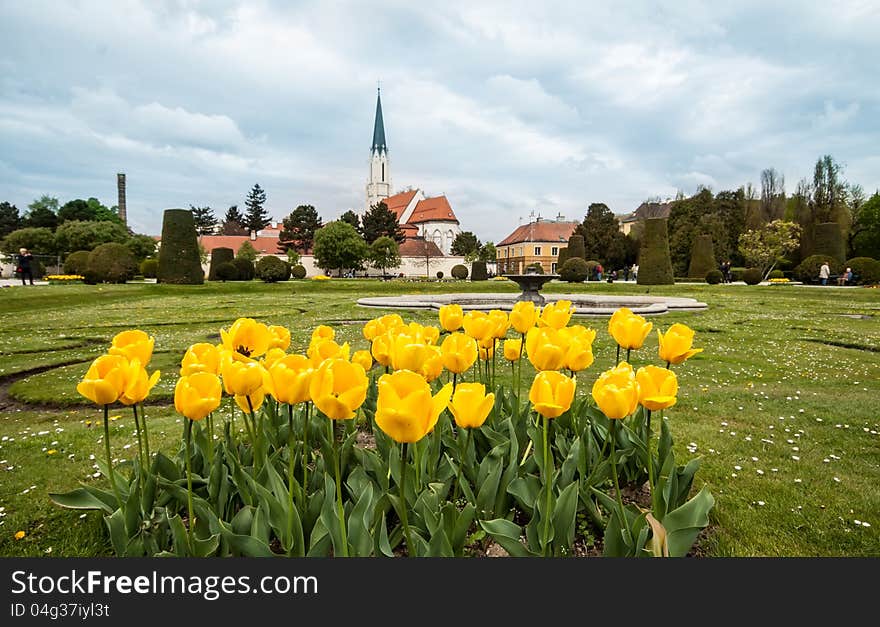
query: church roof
399 237 444 257
371 89 387 154
410 196 458 224
381 189 419 219
498 220 578 246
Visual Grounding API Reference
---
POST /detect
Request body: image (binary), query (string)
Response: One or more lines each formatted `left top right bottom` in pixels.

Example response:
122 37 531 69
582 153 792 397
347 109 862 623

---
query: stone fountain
503 269 559 306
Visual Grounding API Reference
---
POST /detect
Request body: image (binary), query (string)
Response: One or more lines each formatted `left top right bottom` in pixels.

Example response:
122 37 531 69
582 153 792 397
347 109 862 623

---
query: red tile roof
497 220 578 246
410 195 458 223
199 235 283 255
381 189 419 219
399 237 443 257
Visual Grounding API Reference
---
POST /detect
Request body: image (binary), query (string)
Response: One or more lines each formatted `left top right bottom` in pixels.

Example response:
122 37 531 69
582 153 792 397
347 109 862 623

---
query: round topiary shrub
559 257 589 283
232 257 255 281
140 258 159 278
794 254 840 283
705 269 723 284
525 262 544 274
85 242 138 284
767 269 785 280
637 218 675 285
742 268 763 285
688 234 717 279
157 209 204 284
585 260 599 280
845 257 880 285
63 250 91 275
208 247 235 281
214 261 239 282
255 255 291 282
436 271 444 279
471 261 488 281
451 264 468 280
291 264 307 279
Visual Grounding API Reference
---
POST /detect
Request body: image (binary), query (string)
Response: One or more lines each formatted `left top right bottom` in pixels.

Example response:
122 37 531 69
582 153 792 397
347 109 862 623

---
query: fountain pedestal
504 273 560 306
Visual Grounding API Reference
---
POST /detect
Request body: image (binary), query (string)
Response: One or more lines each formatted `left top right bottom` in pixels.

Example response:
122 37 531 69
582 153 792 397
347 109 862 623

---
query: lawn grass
1 279 878 556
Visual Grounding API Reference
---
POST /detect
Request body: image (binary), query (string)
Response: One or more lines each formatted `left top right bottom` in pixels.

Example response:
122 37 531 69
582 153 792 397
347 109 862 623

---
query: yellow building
496 218 579 275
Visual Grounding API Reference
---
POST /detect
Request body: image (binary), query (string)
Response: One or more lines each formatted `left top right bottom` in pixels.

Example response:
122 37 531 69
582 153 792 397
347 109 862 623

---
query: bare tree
760 168 786 222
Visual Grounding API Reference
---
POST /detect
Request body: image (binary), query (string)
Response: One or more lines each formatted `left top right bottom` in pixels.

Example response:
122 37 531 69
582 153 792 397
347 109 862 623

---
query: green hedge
85 243 137 284
232 257 255 281
794 254 841 283
208 247 234 281
451 264 468 279
845 257 880 285
688 234 716 279
63 250 91 275
565 234 585 260
705 269 723 284
559 257 589 283
742 268 762 285
214 262 238 282
255 255 291 282
471 261 488 281
636 218 674 285
157 209 204 284
291 264 307 279
140 258 159 278
813 222 845 264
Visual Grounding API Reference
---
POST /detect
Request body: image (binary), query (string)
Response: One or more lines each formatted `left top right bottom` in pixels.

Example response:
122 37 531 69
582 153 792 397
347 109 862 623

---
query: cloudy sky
1 1 878 242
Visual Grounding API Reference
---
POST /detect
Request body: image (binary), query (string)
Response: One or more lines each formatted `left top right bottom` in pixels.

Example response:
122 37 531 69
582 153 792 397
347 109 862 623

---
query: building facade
496 218 578 275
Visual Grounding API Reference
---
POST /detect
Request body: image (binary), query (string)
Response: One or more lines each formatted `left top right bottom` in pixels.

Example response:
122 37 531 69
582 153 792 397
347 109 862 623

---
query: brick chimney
117 173 127 226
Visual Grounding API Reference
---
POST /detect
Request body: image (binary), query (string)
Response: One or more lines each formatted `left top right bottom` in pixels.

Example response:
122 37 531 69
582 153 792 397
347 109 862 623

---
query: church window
382 163 385 181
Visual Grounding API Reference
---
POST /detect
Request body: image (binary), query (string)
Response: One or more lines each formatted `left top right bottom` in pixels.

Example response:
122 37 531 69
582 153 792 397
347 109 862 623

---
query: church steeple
366 86 391 210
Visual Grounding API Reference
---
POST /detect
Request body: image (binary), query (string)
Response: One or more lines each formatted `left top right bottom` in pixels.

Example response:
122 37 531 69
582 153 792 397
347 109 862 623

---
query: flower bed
52 303 712 557
46 274 85 284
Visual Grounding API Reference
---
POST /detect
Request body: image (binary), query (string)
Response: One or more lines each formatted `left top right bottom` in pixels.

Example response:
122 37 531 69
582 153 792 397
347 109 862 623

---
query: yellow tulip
538 300 575 330
390 334 436 373
179 342 220 376
374 370 453 443
268 325 291 351
462 311 494 342
608 308 653 350
564 338 594 372
307 338 350 368
525 326 568 371
311 325 335 344
221 359 266 397
438 304 464 332
440 332 478 374
174 372 222 421
371 332 394 367
488 310 510 339
267 354 313 405
262 347 288 369
351 349 373 372
591 362 640 419
636 365 678 411
309 358 368 420
109 330 154 365
119 360 160 405
478 337 495 360
363 314 405 341
236 388 265 414
404 322 439 345
420 347 444 382
503 337 522 361
77 354 129 405
448 383 495 429
220 318 271 360
510 301 538 334
658 323 704 365
529 371 576 419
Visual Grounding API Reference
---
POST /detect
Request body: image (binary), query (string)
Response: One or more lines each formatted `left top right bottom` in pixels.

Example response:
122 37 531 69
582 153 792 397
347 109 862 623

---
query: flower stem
139 403 151 463
609 420 632 544
400 442 414 557
413 439 422 491
184 418 195 548
132 404 145 469
328 419 349 557
626 348 631 363
287 404 298 556
103 405 122 509
542 414 552 557
616 344 620 366
245 395 260 472
645 409 655 511
302 402 310 502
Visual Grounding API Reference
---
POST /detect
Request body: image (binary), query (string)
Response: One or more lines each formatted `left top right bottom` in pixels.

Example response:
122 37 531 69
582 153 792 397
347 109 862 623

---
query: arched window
432 229 443 249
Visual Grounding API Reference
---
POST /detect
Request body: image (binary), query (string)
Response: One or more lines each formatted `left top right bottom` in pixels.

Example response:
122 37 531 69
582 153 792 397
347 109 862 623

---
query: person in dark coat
17 248 34 285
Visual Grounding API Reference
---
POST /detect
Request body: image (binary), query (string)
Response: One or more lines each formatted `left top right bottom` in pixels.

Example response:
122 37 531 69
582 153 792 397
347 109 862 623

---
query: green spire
371 87 387 154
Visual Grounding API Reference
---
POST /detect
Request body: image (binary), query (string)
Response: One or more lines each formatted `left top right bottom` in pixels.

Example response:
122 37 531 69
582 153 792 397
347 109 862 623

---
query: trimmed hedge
636 218 674 285
767 269 785 279
209 247 235 281
436 271 444 279
813 222 845 264
140 258 159 278
451 264 468 280
559 257 589 283
471 261 488 281
556 247 569 269
585 260 599 280
742 268 763 285
214 261 238 282
794 254 841 283
85 243 137 284
63 250 91 275
688 234 716 279
291 264 307 279
845 257 880 285
232 257 255 281
565 234 586 260
706 269 723 284
525 262 544 274
157 209 204 284
255 255 291 282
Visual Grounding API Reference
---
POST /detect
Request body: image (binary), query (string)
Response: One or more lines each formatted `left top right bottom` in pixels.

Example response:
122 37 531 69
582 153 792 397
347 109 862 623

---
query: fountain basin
357 292 707 316
503 273 560 305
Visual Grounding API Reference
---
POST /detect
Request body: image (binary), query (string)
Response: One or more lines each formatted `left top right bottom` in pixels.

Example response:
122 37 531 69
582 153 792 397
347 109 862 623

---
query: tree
236 240 258 262
0 202 21 238
1 227 56 255
811 155 847 224
125 234 158 261
54 220 129 254
369 236 401 278
58 198 97 223
478 241 497 263
412 237 443 278
190 205 218 235
221 205 247 234
849 192 880 259
451 231 481 260
244 184 271 233
339 210 361 234
760 168 786 222
24 196 59 230
313 221 368 276
279 205 322 253
737 220 802 279
361 202 404 244
575 202 630 268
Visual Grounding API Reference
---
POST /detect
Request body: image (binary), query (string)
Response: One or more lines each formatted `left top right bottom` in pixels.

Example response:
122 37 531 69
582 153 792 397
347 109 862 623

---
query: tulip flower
529 370 576 419
375 370 453 443
510 301 538 334
462 311 494 342
657 323 703 366
307 338 350 368
119 360 160 406
525 327 568 371
564 338 594 372
221 318 271 360
636 365 678 411
438 304 464 332
503 337 522 361
390 334 436 373
236 389 266 413
371 332 394 367
448 383 495 429
440 332 478 375
363 314 405 341
478 337 495 360
311 325 335 344
109 330 154 366
267 354 313 405
420 347 444 382
174 372 223 421
608 308 653 351
351 349 373 372
538 300 575 330
591 362 640 420
488 309 510 339
261 347 288 369
309 358 368 420
221 359 266 397
179 343 220 376
268 325 291 351
77 354 128 406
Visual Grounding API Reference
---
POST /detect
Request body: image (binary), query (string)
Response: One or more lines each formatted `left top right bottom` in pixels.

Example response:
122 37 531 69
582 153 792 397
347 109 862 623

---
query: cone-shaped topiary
556 246 569 269
688 234 717 279
157 209 204 284
636 218 674 285
471 260 488 281
208 247 234 281
813 222 845 264
565 234 585 260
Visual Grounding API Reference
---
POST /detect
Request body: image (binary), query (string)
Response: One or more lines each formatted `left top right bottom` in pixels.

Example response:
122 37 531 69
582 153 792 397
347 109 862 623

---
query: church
364 89 461 256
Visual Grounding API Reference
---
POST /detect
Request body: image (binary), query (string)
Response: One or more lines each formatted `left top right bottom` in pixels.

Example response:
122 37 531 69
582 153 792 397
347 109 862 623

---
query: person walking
17 248 35 286
819 261 830 286
632 263 639 282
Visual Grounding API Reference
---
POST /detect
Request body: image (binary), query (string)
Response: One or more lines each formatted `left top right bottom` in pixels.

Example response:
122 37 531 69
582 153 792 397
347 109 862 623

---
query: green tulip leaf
479 518 536 557
48 487 115 514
